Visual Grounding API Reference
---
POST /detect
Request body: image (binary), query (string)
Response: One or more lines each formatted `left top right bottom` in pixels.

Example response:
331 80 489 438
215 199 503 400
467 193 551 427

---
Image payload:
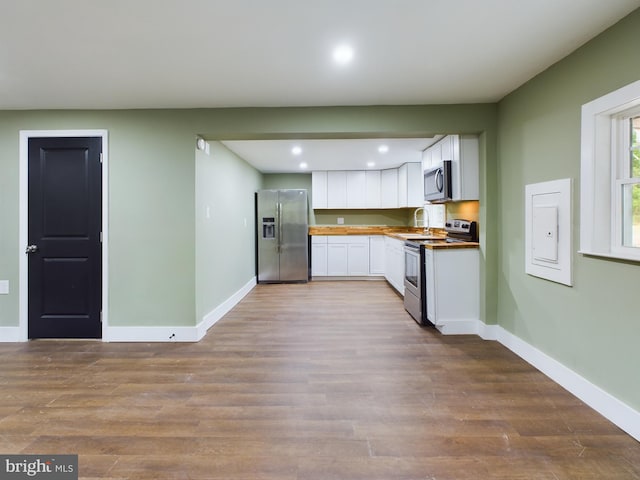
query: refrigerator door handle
277 202 282 253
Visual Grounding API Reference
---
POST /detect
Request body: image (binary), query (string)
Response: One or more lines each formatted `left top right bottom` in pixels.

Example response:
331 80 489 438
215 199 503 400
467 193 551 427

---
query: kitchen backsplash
446 200 480 223
312 209 414 226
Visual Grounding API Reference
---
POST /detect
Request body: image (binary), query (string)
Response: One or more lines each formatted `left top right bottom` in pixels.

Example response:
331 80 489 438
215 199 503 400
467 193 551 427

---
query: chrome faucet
413 207 430 234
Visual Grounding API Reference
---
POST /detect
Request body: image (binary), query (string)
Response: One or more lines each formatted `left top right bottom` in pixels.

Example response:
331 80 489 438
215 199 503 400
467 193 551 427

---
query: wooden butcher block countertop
308 225 425 236
308 226 479 249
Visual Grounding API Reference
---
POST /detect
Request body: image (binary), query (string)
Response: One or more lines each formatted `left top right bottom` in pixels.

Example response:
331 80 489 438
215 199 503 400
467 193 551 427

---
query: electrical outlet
337 217 344 225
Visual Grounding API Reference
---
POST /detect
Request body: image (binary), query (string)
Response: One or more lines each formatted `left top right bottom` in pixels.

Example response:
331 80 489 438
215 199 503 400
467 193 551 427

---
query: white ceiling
222 137 441 173
2 0 638 171
1 0 638 109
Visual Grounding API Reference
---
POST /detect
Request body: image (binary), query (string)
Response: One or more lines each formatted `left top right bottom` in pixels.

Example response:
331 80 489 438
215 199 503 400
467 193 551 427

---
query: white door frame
18 130 109 341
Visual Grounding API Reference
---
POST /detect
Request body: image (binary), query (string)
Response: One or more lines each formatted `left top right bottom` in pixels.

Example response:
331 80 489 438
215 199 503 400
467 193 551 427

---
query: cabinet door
458 135 479 201
311 171 328 209
369 235 385 275
365 170 381 208
424 249 436 322
327 243 348 276
440 135 454 161
406 162 423 207
380 169 398 208
311 236 328 277
327 171 347 208
398 163 408 208
384 236 404 294
311 244 328 276
422 147 432 171
392 240 405 295
346 171 366 208
430 141 442 167
347 242 369 276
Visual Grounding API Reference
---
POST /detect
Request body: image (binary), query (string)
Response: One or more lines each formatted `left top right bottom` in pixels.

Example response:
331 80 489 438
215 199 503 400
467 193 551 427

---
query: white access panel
532 205 558 263
525 178 572 286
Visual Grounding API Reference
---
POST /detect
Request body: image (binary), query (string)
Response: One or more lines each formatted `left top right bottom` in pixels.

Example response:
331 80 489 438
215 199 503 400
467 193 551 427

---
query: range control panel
444 219 478 242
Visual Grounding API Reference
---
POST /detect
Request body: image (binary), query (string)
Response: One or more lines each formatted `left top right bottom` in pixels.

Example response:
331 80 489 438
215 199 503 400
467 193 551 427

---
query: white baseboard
195 276 256 339
104 277 256 343
0 326 24 342
435 319 479 335
493 324 640 442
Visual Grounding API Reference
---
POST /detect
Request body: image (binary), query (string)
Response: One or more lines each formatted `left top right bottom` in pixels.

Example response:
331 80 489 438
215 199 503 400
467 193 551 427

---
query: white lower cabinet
327 243 349 276
384 236 405 295
347 242 369 276
369 235 385 275
312 235 371 277
311 236 328 276
424 247 479 334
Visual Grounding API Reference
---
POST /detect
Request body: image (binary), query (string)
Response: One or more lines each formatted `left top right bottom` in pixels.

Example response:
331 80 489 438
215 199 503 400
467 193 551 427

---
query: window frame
580 79 640 262
612 107 640 255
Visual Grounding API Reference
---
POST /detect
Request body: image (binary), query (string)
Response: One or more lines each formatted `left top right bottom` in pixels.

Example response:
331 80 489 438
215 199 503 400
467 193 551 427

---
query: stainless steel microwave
424 160 452 203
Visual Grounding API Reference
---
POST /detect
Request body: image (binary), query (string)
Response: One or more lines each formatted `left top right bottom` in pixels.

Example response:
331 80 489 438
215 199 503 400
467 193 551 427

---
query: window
580 79 640 262
614 109 640 251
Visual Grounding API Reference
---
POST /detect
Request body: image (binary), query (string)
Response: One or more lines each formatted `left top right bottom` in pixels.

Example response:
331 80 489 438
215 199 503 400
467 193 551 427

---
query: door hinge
100 231 103 243
99 153 103 163
100 311 103 323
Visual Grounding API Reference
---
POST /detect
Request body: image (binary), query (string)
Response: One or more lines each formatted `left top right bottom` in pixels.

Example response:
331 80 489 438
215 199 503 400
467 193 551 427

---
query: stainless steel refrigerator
256 189 309 283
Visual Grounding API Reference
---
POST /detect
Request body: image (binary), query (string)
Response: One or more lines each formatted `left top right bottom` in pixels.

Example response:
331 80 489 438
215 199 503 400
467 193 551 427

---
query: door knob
25 245 39 254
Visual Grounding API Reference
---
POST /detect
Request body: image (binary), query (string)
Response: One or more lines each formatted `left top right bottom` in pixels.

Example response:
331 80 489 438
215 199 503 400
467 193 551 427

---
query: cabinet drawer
327 235 369 244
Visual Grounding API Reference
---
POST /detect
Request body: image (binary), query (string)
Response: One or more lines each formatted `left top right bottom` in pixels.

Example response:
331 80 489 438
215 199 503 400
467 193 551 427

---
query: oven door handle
404 244 420 253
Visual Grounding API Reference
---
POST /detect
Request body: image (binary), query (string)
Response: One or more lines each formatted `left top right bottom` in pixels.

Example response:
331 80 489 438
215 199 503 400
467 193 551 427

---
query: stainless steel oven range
403 241 426 325
403 219 477 326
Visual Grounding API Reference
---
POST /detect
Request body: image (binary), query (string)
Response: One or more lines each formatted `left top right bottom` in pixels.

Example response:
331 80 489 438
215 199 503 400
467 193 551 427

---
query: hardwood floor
1 281 639 479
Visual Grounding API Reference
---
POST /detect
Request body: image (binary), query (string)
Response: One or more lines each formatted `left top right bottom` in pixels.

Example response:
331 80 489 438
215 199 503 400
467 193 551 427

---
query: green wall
195 142 262 320
0 104 498 332
496 9 640 410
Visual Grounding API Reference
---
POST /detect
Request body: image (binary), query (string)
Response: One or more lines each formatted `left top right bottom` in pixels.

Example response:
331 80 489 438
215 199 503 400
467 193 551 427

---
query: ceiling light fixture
291 146 302 155
332 44 354 65
299 162 308 169
367 161 376 168
378 144 389 154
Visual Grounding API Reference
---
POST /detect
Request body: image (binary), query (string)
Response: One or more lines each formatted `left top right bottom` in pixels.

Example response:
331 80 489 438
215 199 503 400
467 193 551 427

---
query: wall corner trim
196 277 257 339
104 277 256 343
494 325 640 442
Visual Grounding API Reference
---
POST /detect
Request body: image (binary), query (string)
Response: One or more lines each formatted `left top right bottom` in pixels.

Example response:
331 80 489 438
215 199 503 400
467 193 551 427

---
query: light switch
532 205 558 263
0 280 8 295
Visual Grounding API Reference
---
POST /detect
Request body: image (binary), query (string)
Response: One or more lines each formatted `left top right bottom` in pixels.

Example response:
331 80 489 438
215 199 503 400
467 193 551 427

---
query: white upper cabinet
422 146 432 171
380 169 398 208
327 171 348 208
398 162 423 208
365 170 381 208
312 171 328 209
346 171 366 208
422 134 479 202
398 164 408 208
455 135 479 201
312 162 427 209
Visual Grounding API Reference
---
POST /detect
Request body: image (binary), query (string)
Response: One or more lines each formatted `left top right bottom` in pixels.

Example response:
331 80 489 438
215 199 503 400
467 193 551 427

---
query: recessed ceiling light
291 146 302 155
299 162 308 169
378 145 389 154
367 161 376 168
332 44 354 65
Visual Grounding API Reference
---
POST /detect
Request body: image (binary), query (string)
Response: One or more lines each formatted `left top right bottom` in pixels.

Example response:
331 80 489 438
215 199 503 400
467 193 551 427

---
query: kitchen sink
398 233 447 240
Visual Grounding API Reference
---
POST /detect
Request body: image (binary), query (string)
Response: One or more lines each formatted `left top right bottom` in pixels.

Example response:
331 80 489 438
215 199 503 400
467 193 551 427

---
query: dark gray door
27 137 102 339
